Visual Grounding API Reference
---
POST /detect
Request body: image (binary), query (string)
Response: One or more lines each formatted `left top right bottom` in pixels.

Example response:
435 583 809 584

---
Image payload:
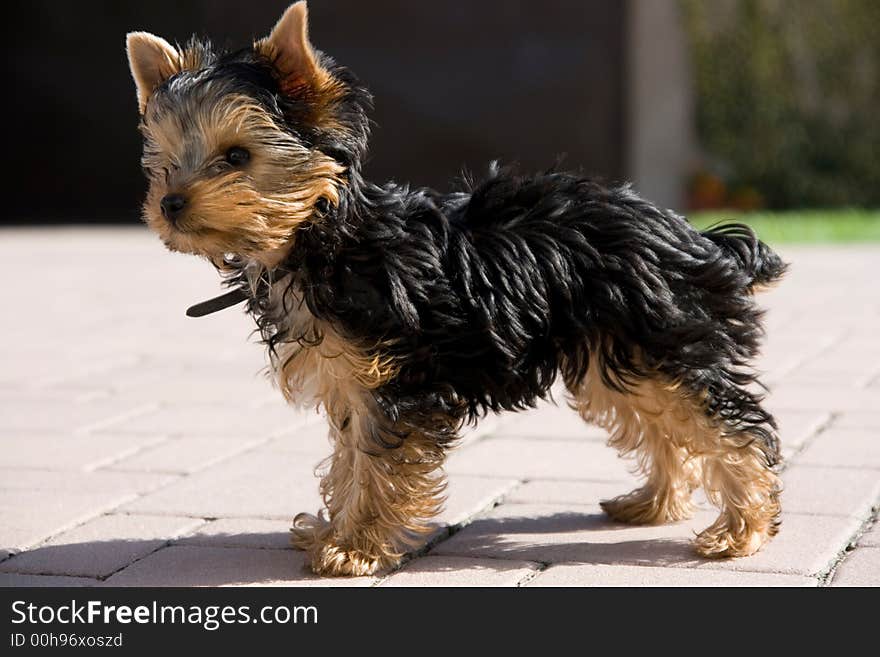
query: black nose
160 194 187 223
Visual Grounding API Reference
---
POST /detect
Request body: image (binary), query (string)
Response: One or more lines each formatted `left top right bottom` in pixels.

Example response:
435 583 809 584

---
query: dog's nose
160 194 187 223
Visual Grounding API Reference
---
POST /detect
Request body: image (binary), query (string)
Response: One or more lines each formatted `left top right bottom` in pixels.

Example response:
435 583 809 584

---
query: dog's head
126 1 369 267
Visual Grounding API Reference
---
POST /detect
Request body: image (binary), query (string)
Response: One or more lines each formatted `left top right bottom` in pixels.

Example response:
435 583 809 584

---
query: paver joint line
818 505 880 587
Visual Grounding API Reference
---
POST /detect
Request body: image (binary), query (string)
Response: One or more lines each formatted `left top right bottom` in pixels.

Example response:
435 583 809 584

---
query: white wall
627 0 697 211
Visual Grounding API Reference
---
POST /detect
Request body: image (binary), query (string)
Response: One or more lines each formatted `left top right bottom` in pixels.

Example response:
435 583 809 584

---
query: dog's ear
126 32 181 114
256 1 329 96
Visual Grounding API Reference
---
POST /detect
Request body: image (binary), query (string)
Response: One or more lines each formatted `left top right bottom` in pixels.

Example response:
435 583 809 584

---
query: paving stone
859 522 880 548
833 412 880 430
438 474 521 527
781 368 875 389
380 556 537 587
830 548 880 586
766 385 880 415
258 422 337 459
773 409 831 456
527 563 816 587
94 401 310 438
0 514 204 578
494 403 608 441
74 374 276 408
432 503 700 565
0 388 100 404
786 340 880 378
0 399 156 434
0 469 173 495
103 545 375 587
504 479 638 508
122 448 323 519
176 518 295 550
795 429 880 470
758 336 834 381
106 434 269 474
19 355 146 391
780 464 880 517
0 353 112 389
820 338 880 363
0 489 137 552
138 347 267 372
446 437 634 482
0 432 168 471
0 573 98 587
432 503 866 576
50 359 276 406
459 413 502 446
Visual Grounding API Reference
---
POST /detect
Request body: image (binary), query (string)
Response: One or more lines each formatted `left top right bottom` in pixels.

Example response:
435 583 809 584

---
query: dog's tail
701 223 788 291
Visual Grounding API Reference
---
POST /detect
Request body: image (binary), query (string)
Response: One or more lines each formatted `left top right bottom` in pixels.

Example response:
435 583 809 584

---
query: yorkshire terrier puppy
127 2 786 576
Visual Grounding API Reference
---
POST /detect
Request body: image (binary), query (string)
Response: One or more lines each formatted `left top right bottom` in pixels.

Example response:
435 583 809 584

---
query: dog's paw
291 512 393 577
307 543 384 577
600 487 695 525
694 523 773 558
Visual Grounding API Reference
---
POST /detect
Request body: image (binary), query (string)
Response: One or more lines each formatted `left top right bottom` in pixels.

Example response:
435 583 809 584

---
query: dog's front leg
291 399 450 576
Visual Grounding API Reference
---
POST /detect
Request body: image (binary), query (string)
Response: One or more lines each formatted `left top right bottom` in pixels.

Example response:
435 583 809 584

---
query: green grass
688 209 880 244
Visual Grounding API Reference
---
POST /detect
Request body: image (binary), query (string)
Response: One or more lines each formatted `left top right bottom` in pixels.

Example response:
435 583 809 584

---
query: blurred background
4 0 879 237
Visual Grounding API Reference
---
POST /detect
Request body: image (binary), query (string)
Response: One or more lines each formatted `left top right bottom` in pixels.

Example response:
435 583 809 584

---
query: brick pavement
1 227 877 587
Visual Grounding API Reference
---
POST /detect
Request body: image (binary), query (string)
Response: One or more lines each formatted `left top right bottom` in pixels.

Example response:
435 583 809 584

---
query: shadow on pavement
1 510 717 586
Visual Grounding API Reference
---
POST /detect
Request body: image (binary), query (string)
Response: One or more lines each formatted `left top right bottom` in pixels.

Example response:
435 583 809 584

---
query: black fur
184 38 786 465
233 167 786 462
151 39 371 171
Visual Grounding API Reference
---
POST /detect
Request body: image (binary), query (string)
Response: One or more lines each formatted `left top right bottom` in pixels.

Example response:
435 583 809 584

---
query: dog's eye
225 147 250 166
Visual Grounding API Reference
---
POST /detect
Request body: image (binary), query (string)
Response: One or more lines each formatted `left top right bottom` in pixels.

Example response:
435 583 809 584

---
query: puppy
127 2 786 575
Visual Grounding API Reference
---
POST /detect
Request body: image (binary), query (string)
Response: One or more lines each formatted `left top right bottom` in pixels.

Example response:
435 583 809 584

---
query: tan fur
127 5 348 269
266 279 399 404
749 278 785 294
126 33 210 114
566 352 780 557
694 440 781 557
256 2 326 92
126 32 180 113
253 276 445 576
254 1 349 134
139 91 344 267
290 413 448 576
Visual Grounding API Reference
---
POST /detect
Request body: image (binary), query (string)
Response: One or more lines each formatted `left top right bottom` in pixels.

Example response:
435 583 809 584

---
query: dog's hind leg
290 393 452 576
567 354 781 556
691 382 782 558
565 356 702 525
566 362 702 524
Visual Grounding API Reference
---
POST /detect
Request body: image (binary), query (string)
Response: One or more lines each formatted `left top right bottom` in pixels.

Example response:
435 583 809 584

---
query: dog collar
185 268 292 318
185 288 249 317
